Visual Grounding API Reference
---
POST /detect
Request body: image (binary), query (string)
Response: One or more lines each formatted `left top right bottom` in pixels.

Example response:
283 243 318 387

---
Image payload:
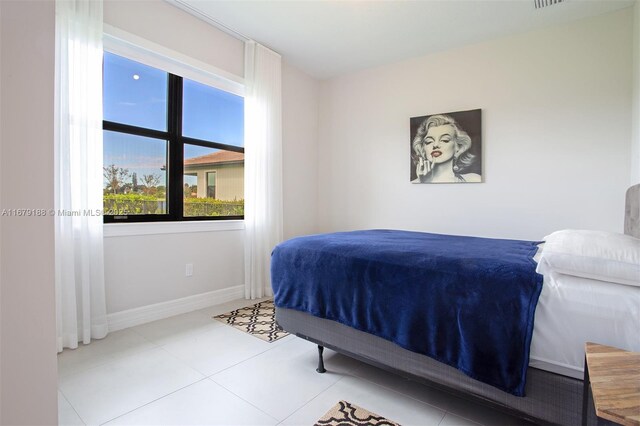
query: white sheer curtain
54 0 108 352
244 41 283 299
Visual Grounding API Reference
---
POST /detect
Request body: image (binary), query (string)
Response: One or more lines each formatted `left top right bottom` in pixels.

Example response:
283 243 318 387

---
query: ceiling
169 0 635 79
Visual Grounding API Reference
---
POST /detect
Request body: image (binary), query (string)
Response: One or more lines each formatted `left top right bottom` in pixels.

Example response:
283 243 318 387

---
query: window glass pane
103 130 167 215
207 172 217 198
103 52 168 131
183 144 244 217
182 79 244 147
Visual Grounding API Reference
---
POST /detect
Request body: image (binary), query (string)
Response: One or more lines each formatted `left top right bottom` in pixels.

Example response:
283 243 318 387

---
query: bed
272 184 640 425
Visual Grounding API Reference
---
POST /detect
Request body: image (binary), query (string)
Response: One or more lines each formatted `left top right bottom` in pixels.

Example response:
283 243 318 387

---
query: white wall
282 62 320 240
104 229 244 312
103 0 320 314
0 2 4 421
632 0 640 184
0 1 3 419
0 1 58 424
318 9 634 240
104 0 244 78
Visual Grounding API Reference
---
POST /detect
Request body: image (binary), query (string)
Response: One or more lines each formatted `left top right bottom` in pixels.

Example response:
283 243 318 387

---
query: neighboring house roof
184 151 244 167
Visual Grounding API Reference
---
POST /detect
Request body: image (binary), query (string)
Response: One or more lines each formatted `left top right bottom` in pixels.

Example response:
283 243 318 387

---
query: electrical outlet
185 263 193 277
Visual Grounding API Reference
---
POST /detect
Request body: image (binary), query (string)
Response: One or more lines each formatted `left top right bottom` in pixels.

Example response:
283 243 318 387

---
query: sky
103 52 244 188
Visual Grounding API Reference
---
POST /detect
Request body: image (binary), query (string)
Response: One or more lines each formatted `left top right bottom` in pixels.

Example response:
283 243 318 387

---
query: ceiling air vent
534 0 564 9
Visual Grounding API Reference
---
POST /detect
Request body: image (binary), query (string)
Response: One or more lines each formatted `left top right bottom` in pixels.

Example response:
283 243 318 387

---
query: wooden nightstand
582 342 640 426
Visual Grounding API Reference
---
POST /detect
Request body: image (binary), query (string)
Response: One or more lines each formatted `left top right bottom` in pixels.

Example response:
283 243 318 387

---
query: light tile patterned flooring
58 298 532 426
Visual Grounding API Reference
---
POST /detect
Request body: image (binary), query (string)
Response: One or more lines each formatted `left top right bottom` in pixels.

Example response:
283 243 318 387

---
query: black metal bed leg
316 345 326 373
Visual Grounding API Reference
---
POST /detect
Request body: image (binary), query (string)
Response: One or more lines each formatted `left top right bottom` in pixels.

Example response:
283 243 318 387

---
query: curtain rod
164 0 251 42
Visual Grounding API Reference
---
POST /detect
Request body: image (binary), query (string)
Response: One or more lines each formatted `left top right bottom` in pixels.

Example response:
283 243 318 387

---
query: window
206 172 216 199
102 51 244 223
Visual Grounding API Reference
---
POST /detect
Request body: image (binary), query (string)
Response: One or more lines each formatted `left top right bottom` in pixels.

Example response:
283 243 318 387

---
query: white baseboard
107 285 245 332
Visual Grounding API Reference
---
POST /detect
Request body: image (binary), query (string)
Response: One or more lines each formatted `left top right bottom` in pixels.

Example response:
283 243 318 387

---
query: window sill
104 220 244 237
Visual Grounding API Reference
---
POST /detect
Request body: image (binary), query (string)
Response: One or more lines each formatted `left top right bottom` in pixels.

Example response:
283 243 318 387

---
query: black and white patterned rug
315 400 400 426
213 299 289 343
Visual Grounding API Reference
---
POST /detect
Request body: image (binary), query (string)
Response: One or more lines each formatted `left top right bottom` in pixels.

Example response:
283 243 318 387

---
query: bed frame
275 184 639 426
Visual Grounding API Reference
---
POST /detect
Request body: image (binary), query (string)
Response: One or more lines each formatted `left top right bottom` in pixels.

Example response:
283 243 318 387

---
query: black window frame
103 64 244 223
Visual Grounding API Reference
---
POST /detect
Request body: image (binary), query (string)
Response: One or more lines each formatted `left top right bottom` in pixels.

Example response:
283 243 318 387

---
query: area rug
315 400 401 426
213 299 289 343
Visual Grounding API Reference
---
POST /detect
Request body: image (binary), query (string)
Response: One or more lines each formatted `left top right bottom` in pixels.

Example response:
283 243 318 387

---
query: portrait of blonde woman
410 109 482 183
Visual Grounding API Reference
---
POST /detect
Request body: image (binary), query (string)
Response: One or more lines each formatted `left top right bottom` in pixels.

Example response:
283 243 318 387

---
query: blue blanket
271 230 543 396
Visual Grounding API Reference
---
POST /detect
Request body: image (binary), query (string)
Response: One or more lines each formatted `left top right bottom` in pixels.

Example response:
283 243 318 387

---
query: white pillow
536 229 640 287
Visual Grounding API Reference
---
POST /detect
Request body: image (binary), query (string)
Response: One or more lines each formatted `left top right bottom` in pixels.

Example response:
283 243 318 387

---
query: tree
103 164 130 194
132 172 139 192
141 173 161 195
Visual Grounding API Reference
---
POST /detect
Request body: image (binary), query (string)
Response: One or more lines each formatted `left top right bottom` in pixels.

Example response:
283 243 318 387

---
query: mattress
275 241 640 382
272 229 543 395
530 266 640 378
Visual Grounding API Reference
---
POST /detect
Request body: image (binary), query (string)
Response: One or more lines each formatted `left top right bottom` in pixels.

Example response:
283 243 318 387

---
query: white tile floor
58 298 533 426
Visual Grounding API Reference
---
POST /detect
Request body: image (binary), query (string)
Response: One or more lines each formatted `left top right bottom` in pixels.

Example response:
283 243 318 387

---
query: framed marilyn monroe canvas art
410 109 482 183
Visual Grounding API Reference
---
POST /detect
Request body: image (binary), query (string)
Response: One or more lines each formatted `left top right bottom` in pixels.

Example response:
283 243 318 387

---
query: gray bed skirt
276 307 597 426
